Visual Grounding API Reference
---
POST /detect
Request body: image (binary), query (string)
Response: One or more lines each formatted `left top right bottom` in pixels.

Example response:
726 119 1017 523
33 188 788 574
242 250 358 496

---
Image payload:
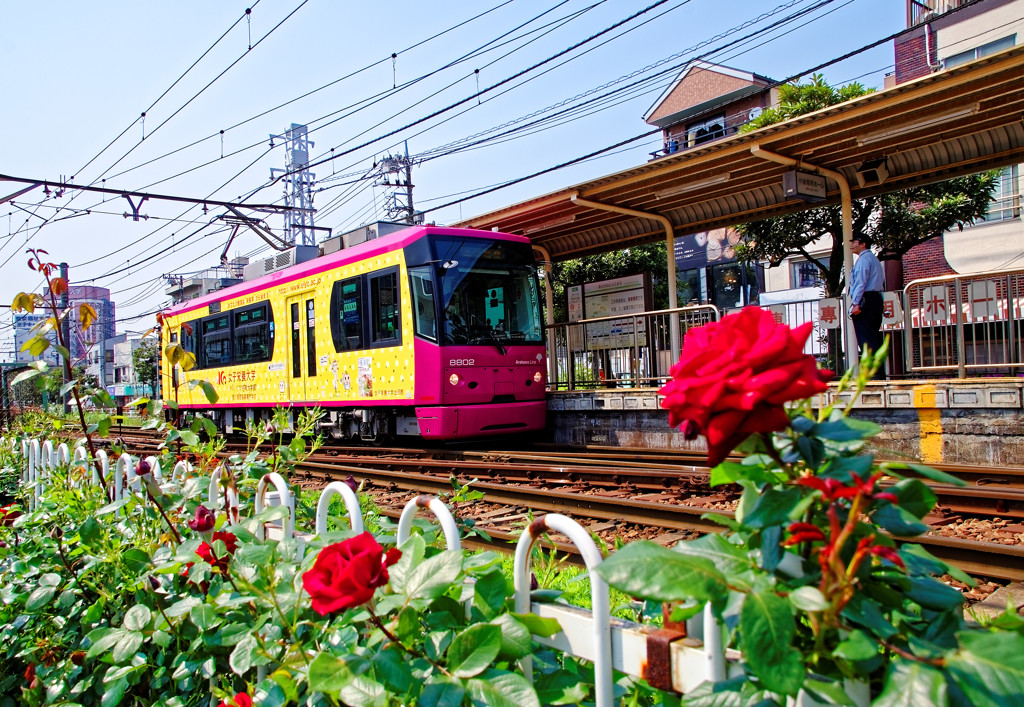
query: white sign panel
818 298 841 330
969 280 999 320
881 292 903 330
921 286 949 325
567 285 583 323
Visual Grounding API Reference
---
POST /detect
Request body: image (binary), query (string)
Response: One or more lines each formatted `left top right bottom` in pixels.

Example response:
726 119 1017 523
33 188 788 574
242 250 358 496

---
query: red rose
218 693 252 707
0 503 21 527
188 504 215 533
302 532 401 616
659 307 831 467
196 531 237 574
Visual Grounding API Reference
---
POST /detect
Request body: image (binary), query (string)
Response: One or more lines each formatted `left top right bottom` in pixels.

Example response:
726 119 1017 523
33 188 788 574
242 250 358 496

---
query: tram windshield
410 235 543 348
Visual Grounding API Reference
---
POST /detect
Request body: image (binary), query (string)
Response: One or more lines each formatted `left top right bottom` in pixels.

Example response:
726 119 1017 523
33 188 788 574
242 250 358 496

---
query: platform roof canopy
454 45 1024 262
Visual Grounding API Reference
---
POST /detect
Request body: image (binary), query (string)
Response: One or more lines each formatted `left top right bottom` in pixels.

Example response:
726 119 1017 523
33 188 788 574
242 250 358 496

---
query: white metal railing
546 305 718 391
904 269 1024 378
4 435 731 704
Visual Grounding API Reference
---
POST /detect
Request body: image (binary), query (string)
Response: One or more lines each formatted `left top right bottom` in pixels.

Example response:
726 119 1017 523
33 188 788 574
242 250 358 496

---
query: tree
735 74 998 297
548 242 668 321
133 339 160 398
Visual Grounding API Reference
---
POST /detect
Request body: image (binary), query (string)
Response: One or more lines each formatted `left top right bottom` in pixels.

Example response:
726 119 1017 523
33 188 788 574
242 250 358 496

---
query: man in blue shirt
849 235 885 356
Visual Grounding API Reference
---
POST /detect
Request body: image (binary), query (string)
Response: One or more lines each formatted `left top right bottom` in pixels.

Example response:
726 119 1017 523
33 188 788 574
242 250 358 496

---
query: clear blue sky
0 0 905 357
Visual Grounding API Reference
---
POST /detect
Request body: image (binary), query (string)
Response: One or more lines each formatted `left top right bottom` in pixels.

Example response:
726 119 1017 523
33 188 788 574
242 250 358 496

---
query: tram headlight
449 373 460 386
533 371 543 383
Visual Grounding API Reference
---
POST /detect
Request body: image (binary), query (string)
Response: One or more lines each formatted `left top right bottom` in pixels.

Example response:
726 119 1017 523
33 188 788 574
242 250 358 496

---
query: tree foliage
736 75 998 296
132 339 160 397
548 242 668 320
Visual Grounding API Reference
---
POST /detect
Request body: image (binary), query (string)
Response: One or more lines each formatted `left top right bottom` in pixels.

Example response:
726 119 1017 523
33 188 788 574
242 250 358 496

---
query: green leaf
419 677 466 707
405 550 463 602
835 629 880 663
513 613 562 638
889 478 937 519
101 676 129 707
873 660 947 707
595 540 727 604
189 604 219 631
38 572 61 587
490 614 532 660
945 632 1024 707
339 675 386 707
25 586 56 612
466 673 540 707
900 545 973 585
198 380 219 404
122 548 151 575
123 605 151 631
10 368 42 386
229 633 258 676
112 631 144 663
885 461 966 487
86 628 126 658
164 596 201 618
789 586 828 612
739 591 804 695
308 652 356 693
96 416 112 436
177 430 200 447
812 417 880 441
447 623 502 677
370 646 413 693
872 505 929 537
906 576 965 611
737 486 804 529
673 533 753 579
473 569 509 620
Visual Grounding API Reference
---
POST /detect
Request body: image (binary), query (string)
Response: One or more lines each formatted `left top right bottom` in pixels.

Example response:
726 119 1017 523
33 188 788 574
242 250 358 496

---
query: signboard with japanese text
580 274 652 350
818 298 841 329
882 292 903 329
969 280 1000 320
921 286 950 325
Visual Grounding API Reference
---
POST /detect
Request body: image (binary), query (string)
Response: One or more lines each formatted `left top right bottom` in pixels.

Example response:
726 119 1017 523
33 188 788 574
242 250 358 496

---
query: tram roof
453 44 1024 261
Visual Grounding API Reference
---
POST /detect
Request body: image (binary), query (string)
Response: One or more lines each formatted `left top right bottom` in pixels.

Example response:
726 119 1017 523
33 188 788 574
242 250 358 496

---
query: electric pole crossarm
223 206 292 252
0 173 292 214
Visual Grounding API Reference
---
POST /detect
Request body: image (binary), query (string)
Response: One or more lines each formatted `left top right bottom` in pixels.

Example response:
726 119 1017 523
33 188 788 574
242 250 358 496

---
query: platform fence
545 305 719 391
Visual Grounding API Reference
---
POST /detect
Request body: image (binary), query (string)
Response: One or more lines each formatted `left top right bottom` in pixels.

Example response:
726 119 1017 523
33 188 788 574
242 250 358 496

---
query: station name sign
782 170 827 202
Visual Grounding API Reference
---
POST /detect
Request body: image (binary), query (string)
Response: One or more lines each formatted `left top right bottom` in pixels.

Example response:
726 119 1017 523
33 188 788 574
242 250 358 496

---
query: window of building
944 34 1015 69
233 304 273 363
370 270 401 345
981 165 1020 223
684 115 726 148
330 278 364 351
791 258 830 289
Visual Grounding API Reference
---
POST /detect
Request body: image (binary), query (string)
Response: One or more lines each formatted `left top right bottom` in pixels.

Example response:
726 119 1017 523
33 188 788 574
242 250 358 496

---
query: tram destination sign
782 170 827 202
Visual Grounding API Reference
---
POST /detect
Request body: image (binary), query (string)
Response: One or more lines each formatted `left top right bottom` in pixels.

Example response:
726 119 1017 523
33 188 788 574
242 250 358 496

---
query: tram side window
330 278 363 351
370 270 400 345
201 315 232 367
409 267 436 341
233 305 272 363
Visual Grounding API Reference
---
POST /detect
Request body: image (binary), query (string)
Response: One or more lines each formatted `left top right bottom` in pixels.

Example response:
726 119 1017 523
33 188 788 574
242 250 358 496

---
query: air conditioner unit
242 246 319 281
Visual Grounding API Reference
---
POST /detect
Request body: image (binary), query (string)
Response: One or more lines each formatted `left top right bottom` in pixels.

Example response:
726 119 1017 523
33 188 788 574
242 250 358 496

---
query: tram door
286 293 318 401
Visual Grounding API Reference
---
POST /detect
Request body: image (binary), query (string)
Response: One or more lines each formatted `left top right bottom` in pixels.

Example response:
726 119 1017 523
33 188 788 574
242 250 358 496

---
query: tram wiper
470 313 507 356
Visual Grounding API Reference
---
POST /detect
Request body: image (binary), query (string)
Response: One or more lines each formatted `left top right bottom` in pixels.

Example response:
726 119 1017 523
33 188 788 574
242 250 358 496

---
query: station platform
547 379 1024 467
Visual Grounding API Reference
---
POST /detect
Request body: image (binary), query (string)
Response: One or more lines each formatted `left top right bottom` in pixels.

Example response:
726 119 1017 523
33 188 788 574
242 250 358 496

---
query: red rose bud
345 474 359 493
136 459 151 476
658 307 830 467
218 693 253 707
302 532 401 616
188 504 216 533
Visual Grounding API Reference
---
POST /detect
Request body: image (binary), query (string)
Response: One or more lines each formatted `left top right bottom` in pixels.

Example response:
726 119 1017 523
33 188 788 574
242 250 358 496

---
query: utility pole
59 262 71 414
380 141 417 224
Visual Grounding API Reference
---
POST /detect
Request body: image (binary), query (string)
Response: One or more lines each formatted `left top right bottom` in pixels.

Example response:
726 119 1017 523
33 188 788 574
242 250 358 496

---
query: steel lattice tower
270 123 316 246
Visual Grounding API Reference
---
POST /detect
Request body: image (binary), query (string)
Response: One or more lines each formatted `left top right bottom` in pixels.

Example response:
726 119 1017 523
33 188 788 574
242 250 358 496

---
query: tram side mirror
439 259 458 276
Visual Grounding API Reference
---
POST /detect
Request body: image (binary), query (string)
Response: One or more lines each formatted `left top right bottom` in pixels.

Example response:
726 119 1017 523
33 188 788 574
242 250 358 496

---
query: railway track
89 426 1024 580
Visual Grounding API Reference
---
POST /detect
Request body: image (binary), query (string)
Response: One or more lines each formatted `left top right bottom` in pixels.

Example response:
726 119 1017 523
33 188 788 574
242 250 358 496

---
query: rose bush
302 531 401 615
598 312 1024 705
658 305 831 466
